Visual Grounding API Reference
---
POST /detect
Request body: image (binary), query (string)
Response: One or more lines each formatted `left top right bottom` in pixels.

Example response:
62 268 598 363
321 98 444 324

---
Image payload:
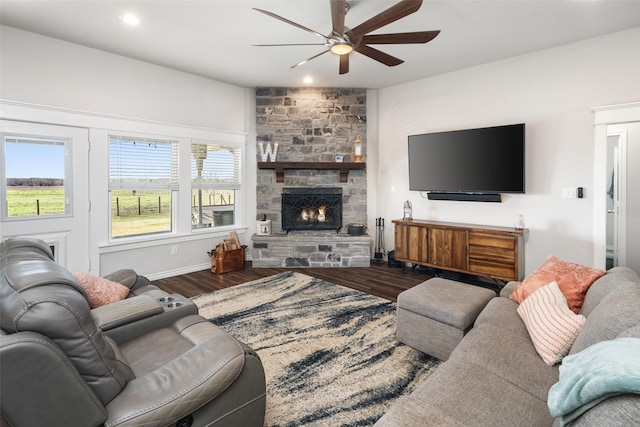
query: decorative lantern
403 200 413 221
353 136 363 162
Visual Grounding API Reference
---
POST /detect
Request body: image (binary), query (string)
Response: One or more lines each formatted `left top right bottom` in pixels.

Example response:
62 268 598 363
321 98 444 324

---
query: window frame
108 132 179 240
1 132 73 221
190 140 242 230
105 131 246 244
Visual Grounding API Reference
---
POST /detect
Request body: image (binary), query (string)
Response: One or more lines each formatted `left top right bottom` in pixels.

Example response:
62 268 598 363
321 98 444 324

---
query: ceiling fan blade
351 0 423 37
291 49 331 69
339 54 349 75
330 0 346 36
253 8 329 42
354 44 404 67
362 30 440 45
254 43 329 47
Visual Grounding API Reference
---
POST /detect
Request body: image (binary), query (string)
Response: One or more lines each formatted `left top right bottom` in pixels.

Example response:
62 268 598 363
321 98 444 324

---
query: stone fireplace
252 87 371 268
282 188 342 233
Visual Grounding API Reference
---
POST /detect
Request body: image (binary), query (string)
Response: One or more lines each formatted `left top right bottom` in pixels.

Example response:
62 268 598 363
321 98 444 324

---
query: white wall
0 26 247 131
376 27 640 274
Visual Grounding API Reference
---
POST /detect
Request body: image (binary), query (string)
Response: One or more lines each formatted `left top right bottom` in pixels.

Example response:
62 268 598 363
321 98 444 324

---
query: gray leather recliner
0 237 266 427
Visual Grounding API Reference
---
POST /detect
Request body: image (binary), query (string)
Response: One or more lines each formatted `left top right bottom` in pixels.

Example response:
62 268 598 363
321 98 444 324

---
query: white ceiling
1 0 639 89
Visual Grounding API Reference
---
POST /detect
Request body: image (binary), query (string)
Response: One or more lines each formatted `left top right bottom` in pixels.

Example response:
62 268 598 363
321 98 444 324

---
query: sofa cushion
572 394 640 427
71 271 130 308
374 396 466 427
570 286 640 355
517 281 585 366
619 324 640 339
408 359 554 427
510 255 605 313
579 267 640 317
474 296 530 338
449 323 559 401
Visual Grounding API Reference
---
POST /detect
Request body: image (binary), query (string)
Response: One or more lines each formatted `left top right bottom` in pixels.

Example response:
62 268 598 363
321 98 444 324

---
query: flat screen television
408 123 525 201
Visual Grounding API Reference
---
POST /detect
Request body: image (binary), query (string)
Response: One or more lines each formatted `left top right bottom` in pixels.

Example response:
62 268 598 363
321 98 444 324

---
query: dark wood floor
152 262 435 302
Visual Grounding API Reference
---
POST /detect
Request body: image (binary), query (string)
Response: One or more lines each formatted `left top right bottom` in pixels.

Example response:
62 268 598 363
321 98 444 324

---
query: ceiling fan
253 0 440 74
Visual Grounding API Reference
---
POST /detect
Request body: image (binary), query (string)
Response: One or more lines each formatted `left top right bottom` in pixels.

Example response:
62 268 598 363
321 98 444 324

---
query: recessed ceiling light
119 13 141 26
302 76 314 84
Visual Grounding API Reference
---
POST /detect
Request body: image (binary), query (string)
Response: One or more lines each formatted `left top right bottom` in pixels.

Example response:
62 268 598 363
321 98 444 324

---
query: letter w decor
258 142 279 162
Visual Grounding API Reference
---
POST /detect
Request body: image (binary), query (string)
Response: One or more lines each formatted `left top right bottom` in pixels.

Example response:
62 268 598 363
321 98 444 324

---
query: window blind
4 136 66 147
109 135 178 190
191 143 241 189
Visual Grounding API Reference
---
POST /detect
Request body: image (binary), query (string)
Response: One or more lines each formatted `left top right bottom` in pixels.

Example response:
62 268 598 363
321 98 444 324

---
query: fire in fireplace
282 188 342 233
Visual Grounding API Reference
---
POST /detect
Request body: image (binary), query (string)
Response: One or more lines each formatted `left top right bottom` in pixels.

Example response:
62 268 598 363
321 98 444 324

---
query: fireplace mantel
257 162 366 183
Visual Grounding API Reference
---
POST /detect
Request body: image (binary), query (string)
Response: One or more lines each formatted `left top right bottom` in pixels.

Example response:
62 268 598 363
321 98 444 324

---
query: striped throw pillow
517 281 586 366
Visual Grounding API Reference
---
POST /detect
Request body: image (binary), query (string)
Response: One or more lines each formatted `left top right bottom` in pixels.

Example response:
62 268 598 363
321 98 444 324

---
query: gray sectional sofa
375 267 640 426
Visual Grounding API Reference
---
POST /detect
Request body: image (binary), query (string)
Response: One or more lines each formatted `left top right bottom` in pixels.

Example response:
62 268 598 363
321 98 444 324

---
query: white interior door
606 135 625 268
1 120 90 271
593 102 640 270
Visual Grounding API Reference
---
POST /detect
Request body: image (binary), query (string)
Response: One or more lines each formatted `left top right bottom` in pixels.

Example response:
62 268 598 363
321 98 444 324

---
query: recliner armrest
102 268 138 289
91 295 164 331
95 294 199 344
101 269 162 296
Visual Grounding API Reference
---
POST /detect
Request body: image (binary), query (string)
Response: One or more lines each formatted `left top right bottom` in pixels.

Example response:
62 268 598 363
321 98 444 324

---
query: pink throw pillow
509 255 605 314
71 271 130 308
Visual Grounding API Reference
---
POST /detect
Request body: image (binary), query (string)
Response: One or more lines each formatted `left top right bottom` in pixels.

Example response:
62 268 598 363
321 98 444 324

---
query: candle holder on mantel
353 136 363 162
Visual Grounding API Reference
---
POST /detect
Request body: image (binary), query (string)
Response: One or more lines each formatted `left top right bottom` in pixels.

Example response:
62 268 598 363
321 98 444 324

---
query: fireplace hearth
282 187 342 233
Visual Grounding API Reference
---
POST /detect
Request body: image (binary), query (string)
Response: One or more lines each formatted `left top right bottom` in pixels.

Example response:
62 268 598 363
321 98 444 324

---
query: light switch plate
562 188 577 199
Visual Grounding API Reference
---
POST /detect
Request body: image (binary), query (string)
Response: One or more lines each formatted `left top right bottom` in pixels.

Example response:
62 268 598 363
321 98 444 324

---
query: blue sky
5 139 236 181
5 141 65 179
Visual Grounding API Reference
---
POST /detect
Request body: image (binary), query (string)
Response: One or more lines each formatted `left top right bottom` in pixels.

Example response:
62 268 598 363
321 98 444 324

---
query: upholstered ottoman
396 277 496 360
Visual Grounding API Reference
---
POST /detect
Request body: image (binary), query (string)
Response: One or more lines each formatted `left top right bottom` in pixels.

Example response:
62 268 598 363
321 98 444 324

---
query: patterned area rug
192 271 440 426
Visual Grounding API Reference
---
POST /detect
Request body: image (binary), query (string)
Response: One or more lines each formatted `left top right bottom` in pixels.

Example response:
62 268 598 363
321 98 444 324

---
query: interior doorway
593 102 640 271
605 131 626 269
604 122 640 273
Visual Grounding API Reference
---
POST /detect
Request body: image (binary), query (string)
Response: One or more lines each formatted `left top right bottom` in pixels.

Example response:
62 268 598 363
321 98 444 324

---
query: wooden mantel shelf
257 161 366 183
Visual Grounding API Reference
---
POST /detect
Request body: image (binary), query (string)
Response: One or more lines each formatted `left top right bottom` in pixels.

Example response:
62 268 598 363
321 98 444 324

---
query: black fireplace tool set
374 217 385 263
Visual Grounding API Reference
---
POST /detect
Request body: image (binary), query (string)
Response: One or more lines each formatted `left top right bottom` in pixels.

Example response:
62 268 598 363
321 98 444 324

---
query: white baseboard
145 252 253 281
145 263 210 281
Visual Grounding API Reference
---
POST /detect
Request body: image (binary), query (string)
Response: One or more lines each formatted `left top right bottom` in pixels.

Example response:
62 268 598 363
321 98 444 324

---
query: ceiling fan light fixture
330 43 353 55
255 0 440 74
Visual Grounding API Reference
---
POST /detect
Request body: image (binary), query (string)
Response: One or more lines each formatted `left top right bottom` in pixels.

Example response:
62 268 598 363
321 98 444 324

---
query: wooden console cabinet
392 219 527 282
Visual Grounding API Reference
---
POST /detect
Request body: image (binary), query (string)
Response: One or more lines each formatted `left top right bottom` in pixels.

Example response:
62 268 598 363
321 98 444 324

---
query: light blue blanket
547 337 640 426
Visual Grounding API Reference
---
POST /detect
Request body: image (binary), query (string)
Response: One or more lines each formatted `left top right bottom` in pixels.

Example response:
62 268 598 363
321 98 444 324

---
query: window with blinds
109 136 178 190
191 143 241 229
109 135 178 238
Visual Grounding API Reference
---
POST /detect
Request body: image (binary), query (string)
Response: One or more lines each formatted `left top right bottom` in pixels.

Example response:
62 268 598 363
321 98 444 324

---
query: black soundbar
427 192 502 202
